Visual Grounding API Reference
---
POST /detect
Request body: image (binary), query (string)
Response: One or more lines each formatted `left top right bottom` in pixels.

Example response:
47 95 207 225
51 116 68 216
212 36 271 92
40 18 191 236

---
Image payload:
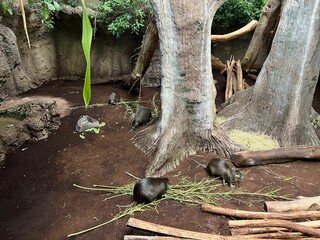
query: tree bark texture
241 0 282 73
219 0 320 147
133 0 242 177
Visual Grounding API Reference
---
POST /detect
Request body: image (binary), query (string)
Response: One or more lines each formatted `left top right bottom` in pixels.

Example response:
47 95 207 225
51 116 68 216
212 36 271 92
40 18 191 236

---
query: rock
0 99 61 165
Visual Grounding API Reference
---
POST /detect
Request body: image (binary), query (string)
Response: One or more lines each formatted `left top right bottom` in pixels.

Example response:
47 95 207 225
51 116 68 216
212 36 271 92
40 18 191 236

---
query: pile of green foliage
212 0 266 33
90 0 152 38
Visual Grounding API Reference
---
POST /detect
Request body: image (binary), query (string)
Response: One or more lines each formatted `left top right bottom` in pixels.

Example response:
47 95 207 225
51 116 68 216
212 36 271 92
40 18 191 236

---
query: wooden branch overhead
230 145 320 167
211 20 258 43
201 204 320 220
264 196 320 212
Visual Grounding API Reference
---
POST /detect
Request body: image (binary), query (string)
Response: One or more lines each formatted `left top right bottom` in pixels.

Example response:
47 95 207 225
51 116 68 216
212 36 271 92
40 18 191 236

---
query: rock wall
0 5 141 100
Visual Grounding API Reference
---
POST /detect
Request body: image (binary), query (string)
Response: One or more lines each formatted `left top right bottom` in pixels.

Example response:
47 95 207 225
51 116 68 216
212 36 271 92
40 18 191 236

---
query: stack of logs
225 59 248 101
125 196 320 239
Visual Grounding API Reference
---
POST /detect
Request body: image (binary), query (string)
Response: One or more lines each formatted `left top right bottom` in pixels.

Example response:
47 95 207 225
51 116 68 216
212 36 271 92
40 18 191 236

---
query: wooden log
229 219 320 229
225 60 233 101
241 0 282 73
124 236 189 240
211 20 258 43
235 60 243 91
241 232 305 239
264 196 320 212
231 60 237 93
211 55 226 72
230 226 288 235
126 217 254 240
224 219 320 237
201 204 320 220
230 145 320 167
125 19 159 89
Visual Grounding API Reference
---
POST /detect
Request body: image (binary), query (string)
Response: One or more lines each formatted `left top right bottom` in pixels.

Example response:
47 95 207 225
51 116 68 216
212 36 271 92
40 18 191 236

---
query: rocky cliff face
0 5 141 100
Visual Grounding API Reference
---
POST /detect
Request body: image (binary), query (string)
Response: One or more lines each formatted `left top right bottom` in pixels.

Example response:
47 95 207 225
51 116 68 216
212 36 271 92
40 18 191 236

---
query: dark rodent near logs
206 158 243 187
108 91 120 105
133 177 169 203
132 107 152 130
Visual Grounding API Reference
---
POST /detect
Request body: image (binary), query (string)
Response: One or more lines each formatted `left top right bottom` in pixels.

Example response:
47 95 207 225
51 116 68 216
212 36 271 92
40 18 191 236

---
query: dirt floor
1 74 320 240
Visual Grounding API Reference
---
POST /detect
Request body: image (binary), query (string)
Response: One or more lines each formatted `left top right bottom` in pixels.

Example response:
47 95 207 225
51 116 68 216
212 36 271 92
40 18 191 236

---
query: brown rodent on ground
206 158 243 187
133 177 169 203
132 107 152 130
108 92 120 105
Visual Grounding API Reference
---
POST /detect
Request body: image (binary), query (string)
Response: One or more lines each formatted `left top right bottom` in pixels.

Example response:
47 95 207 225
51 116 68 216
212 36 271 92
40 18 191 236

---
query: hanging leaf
81 0 93 109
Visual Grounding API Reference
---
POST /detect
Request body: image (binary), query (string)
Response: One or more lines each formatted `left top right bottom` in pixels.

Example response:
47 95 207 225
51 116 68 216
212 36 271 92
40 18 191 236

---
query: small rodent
206 158 243 187
133 177 169 203
108 92 120 105
132 107 152 130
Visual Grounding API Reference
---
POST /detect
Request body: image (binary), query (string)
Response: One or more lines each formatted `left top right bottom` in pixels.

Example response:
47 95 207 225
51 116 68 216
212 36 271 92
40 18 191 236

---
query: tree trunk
219 0 320 147
133 0 242 177
241 0 282 73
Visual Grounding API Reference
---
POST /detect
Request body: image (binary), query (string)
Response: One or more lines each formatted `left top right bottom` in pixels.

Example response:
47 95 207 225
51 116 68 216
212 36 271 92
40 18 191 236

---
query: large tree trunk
133 0 242 177
219 0 320 147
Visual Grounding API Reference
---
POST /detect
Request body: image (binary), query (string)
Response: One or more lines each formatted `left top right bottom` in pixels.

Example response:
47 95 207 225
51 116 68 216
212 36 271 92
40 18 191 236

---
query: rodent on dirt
206 158 243 187
132 107 152 130
108 92 120 105
133 177 169 203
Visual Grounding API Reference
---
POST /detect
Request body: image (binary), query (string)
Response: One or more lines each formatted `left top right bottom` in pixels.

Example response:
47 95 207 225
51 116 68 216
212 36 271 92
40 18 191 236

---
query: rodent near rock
108 92 120 105
133 177 169 203
132 107 152 130
206 158 243 187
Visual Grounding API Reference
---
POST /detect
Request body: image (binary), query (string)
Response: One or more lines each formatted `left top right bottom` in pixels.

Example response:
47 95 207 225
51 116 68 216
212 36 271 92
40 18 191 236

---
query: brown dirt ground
1 73 320 240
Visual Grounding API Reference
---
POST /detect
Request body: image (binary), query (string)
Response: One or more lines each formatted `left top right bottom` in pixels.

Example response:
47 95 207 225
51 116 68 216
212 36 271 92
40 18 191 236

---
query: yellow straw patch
227 129 280 151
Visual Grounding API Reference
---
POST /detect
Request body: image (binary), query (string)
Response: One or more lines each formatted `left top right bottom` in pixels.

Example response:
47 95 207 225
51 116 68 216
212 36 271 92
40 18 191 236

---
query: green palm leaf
81 0 93 109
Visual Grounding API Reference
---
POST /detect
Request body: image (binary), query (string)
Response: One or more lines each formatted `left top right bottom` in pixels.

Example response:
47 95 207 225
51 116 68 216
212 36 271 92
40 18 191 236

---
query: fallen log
230 226 289 235
211 20 258 43
264 196 320 212
230 145 320 167
201 205 320 220
226 219 320 237
241 232 305 239
229 219 320 229
126 217 253 239
230 221 320 236
124 236 189 240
